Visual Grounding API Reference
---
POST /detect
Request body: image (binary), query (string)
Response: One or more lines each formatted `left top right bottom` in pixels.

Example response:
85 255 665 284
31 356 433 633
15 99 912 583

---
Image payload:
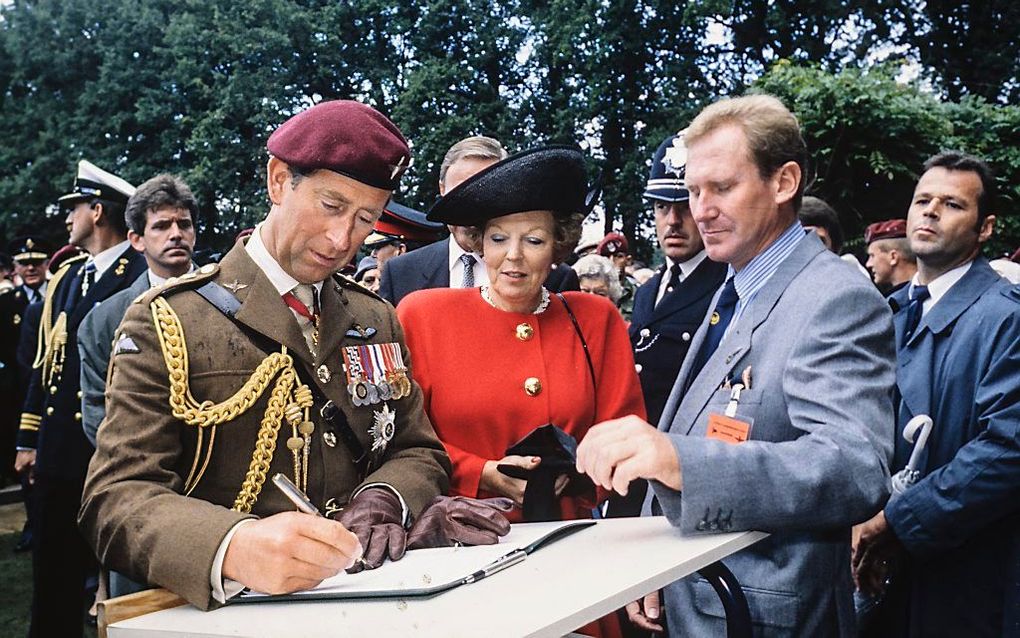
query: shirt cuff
354 482 410 526
210 519 256 603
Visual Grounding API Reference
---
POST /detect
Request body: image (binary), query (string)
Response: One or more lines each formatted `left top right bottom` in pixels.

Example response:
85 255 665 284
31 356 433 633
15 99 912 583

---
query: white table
109 517 766 638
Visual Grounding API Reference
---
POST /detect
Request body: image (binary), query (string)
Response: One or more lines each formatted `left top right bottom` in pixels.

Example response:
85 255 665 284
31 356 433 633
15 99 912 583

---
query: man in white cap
16 159 147 637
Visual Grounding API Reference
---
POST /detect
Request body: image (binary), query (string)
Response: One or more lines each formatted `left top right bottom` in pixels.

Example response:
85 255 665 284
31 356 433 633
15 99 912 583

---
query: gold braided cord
32 257 80 369
43 312 68 387
185 426 216 497
233 369 294 513
150 297 295 428
148 296 314 513
183 424 205 494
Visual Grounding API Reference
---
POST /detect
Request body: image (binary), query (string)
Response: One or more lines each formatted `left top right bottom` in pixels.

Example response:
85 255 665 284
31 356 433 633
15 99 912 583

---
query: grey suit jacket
78 270 151 446
650 234 895 636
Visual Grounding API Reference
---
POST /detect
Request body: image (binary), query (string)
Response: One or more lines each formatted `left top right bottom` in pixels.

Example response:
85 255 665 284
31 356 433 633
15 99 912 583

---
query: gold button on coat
524 377 542 396
516 323 534 341
74 412 82 421
46 407 54 415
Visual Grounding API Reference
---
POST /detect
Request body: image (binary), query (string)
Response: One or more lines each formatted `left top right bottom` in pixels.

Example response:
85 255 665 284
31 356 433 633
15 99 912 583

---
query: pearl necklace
480 286 551 315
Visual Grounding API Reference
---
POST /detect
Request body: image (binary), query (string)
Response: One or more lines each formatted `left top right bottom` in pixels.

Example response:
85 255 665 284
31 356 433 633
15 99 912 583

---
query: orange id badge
706 412 753 444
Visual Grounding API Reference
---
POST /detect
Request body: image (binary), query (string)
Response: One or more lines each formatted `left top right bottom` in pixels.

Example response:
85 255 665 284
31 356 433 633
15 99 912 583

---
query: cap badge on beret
389 156 409 181
662 130 688 178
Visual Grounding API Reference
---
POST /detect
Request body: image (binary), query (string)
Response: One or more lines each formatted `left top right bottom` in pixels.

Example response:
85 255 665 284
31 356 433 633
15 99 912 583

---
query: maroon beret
864 219 907 244
597 232 629 256
267 100 410 191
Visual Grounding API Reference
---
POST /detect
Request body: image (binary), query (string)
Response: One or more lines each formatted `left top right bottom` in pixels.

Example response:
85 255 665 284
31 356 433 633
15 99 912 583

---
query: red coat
398 288 647 522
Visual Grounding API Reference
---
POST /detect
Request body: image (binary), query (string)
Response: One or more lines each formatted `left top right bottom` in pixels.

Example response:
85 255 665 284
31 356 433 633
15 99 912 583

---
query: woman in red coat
397 147 646 637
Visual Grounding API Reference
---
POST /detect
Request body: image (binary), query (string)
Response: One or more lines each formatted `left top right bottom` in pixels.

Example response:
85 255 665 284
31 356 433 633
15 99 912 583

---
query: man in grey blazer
79 174 198 447
577 95 895 636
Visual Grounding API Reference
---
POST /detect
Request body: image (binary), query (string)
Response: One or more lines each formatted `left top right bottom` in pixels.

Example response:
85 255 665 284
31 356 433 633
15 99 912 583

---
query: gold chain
150 296 313 514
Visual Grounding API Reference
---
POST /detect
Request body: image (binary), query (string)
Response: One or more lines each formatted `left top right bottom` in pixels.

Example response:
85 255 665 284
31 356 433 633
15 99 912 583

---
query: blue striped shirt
725 221 806 331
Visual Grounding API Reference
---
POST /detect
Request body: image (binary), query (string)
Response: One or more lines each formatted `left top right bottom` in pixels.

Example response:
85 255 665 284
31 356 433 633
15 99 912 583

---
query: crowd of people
0 93 1017 638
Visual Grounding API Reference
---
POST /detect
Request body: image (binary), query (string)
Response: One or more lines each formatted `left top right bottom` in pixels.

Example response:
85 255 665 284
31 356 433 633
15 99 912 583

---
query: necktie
687 278 739 382
658 263 682 306
901 285 930 347
283 284 320 356
459 254 476 288
81 261 97 297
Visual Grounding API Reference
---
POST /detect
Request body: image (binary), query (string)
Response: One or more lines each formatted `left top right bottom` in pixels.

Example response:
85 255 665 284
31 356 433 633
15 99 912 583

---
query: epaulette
53 253 88 276
134 263 221 305
332 272 386 304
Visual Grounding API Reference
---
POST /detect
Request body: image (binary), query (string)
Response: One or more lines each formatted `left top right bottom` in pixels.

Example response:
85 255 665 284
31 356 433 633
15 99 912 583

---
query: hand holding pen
219 474 365 595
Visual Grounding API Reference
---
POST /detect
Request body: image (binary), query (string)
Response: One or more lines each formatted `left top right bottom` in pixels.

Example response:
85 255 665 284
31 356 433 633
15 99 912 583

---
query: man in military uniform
15 161 147 637
1 237 52 483
596 231 638 320
865 219 917 294
0 236 53 552
80 101 455 610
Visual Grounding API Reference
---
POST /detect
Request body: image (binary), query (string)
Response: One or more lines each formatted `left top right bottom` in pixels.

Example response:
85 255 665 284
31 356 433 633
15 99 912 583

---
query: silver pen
272 473 368 568
272 473 323 516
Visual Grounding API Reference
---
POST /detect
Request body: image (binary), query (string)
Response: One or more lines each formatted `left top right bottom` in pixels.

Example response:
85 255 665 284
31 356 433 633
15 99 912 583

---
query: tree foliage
755 62 1020 255
0 0 1016 259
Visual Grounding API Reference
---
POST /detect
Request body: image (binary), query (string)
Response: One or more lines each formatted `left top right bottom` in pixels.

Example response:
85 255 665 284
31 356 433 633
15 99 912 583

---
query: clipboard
229 520 596 604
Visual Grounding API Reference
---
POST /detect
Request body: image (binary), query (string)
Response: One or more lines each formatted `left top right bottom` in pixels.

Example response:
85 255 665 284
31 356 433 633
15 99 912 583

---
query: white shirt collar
90 240 131 279
911 260 972 315
447 236 488 287
148 263 195 288
656 250 708 304
245 223 323 295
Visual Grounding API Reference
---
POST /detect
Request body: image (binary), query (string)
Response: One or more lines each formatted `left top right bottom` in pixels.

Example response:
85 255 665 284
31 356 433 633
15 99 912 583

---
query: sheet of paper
240 520 577 599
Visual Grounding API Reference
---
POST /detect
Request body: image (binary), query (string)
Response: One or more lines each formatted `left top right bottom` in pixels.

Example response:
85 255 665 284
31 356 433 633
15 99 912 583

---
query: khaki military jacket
79 242 450 609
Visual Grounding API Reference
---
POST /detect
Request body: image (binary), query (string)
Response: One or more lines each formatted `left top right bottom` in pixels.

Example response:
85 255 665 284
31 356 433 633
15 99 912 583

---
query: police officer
629 130 727 426
16 161 146 637
79 101 479 611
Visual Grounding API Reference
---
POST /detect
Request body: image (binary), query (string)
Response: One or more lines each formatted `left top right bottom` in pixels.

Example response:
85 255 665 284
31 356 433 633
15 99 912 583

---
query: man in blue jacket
854 152 1020 637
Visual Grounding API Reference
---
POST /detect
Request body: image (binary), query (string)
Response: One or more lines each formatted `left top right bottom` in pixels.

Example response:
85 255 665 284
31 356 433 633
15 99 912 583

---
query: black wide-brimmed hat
427 146 589 226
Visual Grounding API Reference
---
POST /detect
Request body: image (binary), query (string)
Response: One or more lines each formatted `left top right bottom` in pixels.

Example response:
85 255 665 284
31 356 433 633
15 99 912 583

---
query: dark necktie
658 263 682 305
687 277 739 382
901 285 930 346
459 254 476 288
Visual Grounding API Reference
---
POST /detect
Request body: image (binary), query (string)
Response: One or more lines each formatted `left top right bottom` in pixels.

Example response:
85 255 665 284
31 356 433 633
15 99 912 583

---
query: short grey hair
572 254 623 303
439 136 508 185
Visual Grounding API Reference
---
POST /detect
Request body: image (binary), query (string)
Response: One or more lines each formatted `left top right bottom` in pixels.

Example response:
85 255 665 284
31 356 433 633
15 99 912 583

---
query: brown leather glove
406 496 514 550
335 488 406 572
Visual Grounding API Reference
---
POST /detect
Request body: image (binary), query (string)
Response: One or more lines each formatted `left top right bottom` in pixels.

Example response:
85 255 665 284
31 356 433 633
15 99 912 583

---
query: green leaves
0 0 1016 258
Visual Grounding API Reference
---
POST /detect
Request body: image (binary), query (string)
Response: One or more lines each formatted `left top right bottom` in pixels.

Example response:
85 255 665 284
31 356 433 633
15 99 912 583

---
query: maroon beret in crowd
267 100 410 191
864 219 907 244
597 232 629 257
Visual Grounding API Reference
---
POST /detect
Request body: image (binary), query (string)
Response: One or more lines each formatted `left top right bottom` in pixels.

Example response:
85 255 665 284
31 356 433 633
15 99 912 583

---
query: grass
0 532 97 638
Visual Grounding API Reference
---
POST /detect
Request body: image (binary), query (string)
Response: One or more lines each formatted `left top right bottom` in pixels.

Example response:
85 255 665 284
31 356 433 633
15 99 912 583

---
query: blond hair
686 94 808 210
